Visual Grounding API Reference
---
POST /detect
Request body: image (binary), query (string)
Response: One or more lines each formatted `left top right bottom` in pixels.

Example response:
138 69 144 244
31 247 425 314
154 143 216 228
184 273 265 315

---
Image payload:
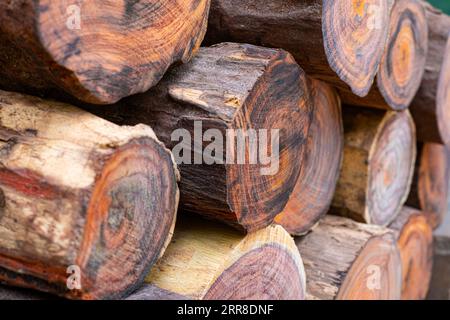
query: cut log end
390 207 433 300
74 138 179 299
147 216 306 300
377 0 429 111
322 0 390 96
275 79 343 235
366 110 416 225
337 232 402 299
437 33 450 147
0 0 211 104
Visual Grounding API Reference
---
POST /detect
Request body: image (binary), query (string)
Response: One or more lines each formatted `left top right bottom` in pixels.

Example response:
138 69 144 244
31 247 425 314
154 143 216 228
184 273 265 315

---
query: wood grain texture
406 143 450 229
436 33 450 146
332 107 416 226
204 0 390 97
86 43 312 232
0 90 179 299
389 207 433 300
0 0 210 104
146 215 306 300
410 1 450 145
340 0 429 111
275 79 343 235
126 284 188 300
296 215 402 300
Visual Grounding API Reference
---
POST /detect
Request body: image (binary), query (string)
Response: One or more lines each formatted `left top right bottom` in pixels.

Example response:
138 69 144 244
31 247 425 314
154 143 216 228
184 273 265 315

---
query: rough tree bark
275 79 343 235
410 2 450 145
332 107 416 226
340 0 429 111
407 143 450 229
145 215 306 300
0 90 179 299
204 0 390 97
0 0 211 104
389 206 433 300
86 43 313 232
296 215 402 300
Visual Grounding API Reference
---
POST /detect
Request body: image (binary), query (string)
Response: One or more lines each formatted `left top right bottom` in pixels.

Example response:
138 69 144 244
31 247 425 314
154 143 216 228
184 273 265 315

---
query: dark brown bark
389 207 433 300
340 0 429 111
296 215 402 300
331 107 416 226
0 0 210 104
204 0 390 97
410 1 450 145
86 43 313 232
275 79 343 235
0 90 179 299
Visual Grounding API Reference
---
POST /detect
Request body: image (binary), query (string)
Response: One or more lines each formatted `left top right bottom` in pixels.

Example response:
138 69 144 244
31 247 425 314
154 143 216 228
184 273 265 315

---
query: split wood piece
0 0 211 104
146 215 306 300
340 0 429 111
86 42 312 232
296 215 402 300
427 210 450 300
332 107 416 226
410 2 450 144
436 33 450 145
126 284 188 301
0 90 179 299
275 79 343 235
204 0 390 97
389 206 433 300
406 143 450 229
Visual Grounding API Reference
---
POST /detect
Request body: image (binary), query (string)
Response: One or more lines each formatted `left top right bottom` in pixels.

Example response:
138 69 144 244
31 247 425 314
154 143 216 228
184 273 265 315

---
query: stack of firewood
0 0 449 300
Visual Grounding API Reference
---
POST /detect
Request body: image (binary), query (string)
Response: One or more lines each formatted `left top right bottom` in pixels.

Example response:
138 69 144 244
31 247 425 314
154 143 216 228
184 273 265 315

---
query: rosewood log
146 215 306 300
0 90 179 299
0 0 211 104
275 79 343 235
296 215 402 300
410 2 450 145
389 207 433 300
87 43 312 232
340 0 429 111
126 284 188 301
332 107 416 226
205 0 390 97
436 33 450 145
406 143 450 229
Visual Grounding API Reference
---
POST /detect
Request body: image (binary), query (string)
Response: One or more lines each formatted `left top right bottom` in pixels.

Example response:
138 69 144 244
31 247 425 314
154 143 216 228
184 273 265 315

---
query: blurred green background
428 0 450 14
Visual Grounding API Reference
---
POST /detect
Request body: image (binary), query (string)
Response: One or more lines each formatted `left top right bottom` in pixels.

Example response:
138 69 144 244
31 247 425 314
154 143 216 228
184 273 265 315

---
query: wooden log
0 0 211 104
406 143 450 229
274 79 343 235
86 43 312 232
0 90 179 300
126 284 188 301
145 215 306 300
436 32 450 145
427 210 450 300
204 0 390 97
296 215 402 300
340 0 429 111
331 107 416 226
389 207 433 300
410 2 450 145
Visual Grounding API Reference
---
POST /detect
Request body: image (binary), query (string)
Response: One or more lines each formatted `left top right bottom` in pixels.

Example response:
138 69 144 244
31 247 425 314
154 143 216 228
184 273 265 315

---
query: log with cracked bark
340 0 429 111
146 215 306 300
86 43 313 233
296 215 402 300
204 0 390 97
331 107 416 226
275 79 343 236
389 206 433 300
0 0 211 104
0 90 179 299
407 143 450 229
410 2 450 145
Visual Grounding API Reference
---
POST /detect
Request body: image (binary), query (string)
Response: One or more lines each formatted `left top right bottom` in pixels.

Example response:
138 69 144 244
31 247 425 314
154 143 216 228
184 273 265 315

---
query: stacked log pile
0 0 449 300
